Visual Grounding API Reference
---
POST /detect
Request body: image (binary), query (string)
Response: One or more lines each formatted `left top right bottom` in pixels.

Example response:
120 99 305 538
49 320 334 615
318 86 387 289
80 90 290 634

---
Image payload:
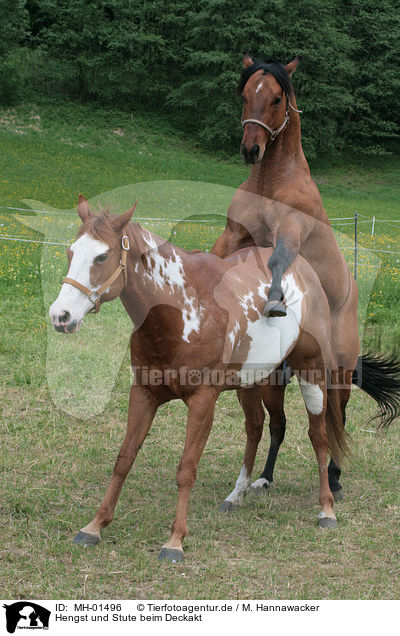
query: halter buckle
89 290 100 304
121 235 130 250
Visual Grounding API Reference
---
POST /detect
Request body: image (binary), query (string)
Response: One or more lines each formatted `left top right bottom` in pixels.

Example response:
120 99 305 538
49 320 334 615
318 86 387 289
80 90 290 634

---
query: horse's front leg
211 218 255 259
158 387 218 563
73 384 160 546
265 215 313 317
212 228 246 259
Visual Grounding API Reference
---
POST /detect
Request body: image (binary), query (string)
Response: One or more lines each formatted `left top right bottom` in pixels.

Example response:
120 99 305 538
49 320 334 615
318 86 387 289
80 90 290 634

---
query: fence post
371 215 375 236
354 210 358 281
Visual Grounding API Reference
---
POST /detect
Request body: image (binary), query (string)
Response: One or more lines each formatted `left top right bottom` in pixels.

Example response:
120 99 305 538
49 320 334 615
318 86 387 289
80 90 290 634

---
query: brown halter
241 99 302 145
62 235 130 313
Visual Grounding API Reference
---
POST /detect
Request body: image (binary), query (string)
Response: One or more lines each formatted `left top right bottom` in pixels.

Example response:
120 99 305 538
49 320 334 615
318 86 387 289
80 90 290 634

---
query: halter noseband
62 234 130 313
241 99 301 145
239 59 302 145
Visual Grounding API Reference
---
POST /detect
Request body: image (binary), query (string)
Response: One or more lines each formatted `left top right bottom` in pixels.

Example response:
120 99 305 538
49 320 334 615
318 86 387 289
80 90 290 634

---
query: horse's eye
273 96 282 105
94 253 109 264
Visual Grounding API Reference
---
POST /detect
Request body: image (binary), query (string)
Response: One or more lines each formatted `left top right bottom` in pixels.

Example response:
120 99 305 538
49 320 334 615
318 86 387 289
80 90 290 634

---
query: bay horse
50 197 347 562
212 54 400 499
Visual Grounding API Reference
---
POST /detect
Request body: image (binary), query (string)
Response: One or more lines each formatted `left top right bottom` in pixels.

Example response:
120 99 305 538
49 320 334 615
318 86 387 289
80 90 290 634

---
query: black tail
352 353 400 427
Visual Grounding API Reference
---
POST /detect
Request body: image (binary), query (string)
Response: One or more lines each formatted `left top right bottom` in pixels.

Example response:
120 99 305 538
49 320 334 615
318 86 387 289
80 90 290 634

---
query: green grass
0 100 400 599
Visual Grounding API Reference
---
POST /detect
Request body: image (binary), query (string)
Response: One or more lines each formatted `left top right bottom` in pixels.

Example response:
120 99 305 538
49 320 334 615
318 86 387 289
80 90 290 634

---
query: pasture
1 101 400 599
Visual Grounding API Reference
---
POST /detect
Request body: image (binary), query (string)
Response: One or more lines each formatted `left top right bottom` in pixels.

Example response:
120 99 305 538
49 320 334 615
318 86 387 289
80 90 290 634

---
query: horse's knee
269 411 286 441
176 461 197 489
250 422 264 444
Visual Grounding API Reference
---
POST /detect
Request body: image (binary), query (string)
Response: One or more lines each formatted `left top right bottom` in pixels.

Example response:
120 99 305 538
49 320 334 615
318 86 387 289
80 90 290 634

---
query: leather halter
62 235 130 313
241 99 301 145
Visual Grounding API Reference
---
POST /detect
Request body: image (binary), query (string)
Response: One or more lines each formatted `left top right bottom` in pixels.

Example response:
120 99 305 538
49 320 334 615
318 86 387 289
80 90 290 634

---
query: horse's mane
77 213 153 255
238 59 293 96
77 211 125 246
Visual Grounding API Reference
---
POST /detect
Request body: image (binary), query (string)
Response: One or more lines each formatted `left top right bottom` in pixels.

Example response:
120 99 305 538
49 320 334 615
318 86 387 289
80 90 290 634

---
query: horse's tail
326 373 349 461
352 353 400 428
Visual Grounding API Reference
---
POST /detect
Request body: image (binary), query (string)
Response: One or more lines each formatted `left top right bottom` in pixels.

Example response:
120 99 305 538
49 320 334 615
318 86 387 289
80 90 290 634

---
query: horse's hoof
263 300 287 318
158 548 184 563
318 516 338 529
332 488 344 502
73 530 100 546
250 477 271 495
219 500 239 513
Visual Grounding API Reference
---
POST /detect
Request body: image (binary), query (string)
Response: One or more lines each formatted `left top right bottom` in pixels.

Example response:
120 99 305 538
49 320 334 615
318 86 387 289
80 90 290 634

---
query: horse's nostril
251 144 260 159
59 310 70 323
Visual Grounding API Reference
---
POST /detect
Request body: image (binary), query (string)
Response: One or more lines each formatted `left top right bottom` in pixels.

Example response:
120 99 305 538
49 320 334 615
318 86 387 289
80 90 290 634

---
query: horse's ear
113 200 138 233
242 52 254 68
285 56 300 77
77 194 92 222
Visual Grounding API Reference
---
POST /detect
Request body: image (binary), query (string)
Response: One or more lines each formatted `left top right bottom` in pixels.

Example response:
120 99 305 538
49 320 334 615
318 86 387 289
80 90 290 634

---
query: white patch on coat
239 291 258 318
142 230 201 342
238 273 304 385
256 82 263 94
49 233 109 323
229 320 240 347
224 465 251 506
299 378 324 414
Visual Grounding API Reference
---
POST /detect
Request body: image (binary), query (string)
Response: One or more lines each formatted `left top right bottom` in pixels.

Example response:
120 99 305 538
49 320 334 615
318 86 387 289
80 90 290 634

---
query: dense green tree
0 0 29 104
3 0 400 155
338 0 400 154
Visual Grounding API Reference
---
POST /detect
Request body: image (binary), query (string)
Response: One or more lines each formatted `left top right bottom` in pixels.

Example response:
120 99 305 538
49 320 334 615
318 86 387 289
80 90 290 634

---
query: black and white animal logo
3 602 50 633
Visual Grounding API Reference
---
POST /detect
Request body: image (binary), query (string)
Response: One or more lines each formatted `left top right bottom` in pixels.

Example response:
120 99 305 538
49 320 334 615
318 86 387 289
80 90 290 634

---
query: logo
3 602 50 634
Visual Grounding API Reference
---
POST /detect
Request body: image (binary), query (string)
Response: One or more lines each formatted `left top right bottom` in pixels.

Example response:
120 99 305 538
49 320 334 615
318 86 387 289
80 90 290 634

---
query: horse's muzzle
241 142 261 164
50 308 82 333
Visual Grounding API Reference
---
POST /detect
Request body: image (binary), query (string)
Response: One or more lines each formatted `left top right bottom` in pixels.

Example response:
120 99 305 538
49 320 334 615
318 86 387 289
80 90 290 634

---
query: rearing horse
212 54 400 497
49 197 347 562
212 55 361 498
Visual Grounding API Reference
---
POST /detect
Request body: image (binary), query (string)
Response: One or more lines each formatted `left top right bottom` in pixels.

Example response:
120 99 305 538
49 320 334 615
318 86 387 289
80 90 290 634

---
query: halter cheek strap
241 99 302 145
62 235 130 314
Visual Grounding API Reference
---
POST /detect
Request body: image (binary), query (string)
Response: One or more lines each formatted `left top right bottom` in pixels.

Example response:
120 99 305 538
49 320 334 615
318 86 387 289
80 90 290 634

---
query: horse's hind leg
251 381 287 493
73 385 159 546
328 388 350 500
328 281 359 500
219 386 265 512
299 372 347 528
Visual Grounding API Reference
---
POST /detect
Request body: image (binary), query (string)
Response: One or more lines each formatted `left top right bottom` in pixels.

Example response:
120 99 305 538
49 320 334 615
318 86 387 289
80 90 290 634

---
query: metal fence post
354 210 358 281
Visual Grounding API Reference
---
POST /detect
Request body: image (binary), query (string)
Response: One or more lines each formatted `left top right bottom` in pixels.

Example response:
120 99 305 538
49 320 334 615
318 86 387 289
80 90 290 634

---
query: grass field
1 101 399 600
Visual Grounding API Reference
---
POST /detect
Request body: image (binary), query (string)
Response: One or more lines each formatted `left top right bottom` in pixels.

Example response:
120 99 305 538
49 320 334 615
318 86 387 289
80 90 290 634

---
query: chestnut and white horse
49 197 346 562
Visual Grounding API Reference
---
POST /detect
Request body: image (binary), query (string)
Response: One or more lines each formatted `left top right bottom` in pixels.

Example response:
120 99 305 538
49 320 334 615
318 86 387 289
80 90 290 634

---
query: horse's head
239 54 299 164
49 196 136 333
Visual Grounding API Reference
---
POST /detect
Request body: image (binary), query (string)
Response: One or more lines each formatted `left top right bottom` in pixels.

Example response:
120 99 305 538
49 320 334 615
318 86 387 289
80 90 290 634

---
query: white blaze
49 233 109 323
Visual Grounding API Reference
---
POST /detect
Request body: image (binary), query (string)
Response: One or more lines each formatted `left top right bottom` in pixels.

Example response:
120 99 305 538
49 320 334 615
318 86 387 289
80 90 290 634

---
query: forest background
2 0 400 158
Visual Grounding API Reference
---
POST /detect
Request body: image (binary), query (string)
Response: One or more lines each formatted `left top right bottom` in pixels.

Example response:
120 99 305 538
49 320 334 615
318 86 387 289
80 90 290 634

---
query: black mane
238 59 293 96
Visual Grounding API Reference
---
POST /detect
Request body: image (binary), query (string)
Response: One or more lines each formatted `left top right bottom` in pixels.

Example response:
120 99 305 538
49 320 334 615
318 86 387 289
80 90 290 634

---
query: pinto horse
212 54 400 498
50 197 347 562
